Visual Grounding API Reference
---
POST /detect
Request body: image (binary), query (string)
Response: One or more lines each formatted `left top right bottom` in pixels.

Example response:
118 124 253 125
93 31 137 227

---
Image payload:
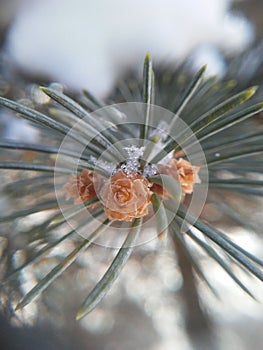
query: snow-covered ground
5 0 253 96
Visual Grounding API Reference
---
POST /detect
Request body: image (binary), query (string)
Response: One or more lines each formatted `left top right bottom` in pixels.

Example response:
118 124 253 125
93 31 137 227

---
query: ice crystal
120 159 140 175
89 155 97 164
149 121 169 141
123 145 145 159
119 145 145 175
143 164 158 178
89 155 116 174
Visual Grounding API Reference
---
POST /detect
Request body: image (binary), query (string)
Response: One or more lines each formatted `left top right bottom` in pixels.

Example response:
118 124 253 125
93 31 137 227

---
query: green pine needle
76 218 142 320
16 218 112 311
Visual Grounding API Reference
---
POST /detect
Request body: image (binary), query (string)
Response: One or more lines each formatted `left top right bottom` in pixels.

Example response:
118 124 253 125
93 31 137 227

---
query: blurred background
0 0 263 349
0 0 256 95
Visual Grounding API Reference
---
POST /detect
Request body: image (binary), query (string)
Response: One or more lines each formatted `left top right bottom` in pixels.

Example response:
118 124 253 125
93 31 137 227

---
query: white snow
5 0 254 97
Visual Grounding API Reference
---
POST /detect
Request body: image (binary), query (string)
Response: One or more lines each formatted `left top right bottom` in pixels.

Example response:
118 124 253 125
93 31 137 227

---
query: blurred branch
172 234 215 350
